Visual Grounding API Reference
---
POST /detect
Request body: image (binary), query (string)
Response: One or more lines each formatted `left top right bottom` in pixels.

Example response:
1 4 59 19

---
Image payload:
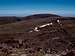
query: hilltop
22 14 60 20
0 14 74 52
0 16 21 25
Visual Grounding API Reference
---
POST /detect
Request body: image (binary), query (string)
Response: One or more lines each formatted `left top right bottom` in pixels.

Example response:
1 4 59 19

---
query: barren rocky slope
0 14 75 52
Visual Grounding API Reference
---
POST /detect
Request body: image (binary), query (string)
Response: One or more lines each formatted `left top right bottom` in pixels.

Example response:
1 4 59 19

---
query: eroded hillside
0 14 74 52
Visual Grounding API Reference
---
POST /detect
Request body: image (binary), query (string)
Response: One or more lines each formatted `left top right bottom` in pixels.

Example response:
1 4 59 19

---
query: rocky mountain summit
0 14 74 53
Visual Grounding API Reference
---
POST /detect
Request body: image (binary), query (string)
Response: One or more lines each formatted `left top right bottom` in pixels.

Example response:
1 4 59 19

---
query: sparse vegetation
0 14 75 56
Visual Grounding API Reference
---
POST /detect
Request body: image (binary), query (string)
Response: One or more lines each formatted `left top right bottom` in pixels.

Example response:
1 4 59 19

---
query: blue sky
0 0 75 16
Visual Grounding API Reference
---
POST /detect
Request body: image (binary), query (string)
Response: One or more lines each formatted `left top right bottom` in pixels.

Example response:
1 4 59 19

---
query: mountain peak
23 14 61 20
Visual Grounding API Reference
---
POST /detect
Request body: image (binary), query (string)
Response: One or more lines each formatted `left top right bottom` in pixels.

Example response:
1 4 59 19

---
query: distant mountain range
0 14 74 25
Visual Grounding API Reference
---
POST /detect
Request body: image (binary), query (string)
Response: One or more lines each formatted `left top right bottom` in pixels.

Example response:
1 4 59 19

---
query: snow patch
34 27 39 32
39 22 53 28
33 22 53 32
57 20 60 23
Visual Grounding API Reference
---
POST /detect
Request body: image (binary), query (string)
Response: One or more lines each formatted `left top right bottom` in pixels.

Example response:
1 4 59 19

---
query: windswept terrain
0 14 75 56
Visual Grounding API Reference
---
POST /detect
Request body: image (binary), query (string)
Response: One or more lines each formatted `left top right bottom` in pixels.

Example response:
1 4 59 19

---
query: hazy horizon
0 0 75 17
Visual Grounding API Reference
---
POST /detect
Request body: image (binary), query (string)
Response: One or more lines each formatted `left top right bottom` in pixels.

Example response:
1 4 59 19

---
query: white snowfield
34 22 53 32
39 23 53 28
31 20 61 32
29 30 33 32
57 20 60 23
34 27 39 32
